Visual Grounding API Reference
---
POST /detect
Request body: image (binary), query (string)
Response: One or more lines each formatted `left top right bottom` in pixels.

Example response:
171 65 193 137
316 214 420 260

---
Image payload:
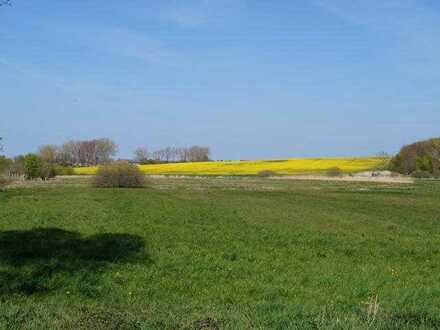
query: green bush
391 138 440 175
388 154 402 173
23 154 56 180
92 163 145 188
257 170 277 177
411 170 433 179
24 154 43 180
326 167 343 177
40 163 57 181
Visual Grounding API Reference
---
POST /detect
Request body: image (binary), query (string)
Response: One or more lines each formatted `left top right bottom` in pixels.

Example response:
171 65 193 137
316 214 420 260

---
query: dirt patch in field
146 174 414 184
271 175 414 184
3 174 413 191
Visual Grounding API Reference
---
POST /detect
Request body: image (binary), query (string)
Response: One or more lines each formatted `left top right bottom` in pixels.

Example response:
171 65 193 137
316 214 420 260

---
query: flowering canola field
73 157 387 176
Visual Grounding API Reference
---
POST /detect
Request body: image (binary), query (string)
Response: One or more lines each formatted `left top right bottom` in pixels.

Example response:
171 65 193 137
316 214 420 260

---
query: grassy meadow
0 177 439 329
73 157 387 176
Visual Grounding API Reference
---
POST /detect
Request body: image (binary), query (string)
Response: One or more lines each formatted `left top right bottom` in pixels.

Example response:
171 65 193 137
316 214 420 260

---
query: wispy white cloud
314 0 440 78
70 25 182 68
165 5 208 28
0 56 73 89
0 21 186 99
160 0 247 29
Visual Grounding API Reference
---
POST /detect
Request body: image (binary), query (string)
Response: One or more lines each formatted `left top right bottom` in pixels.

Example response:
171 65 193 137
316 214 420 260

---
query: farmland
0 176 439 329
73 157 387 176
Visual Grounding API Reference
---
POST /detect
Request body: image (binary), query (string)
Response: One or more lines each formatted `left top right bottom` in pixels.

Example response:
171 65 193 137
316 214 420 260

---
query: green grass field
0 177 440 329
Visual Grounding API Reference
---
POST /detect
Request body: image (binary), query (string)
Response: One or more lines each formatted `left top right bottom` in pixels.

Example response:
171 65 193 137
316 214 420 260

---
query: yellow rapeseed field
73 157 387 176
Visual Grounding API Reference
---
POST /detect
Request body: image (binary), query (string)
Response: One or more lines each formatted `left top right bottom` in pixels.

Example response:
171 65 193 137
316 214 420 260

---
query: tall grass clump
92 163 145 188
326 167 343 177
257 170 277 177
0 176 7 190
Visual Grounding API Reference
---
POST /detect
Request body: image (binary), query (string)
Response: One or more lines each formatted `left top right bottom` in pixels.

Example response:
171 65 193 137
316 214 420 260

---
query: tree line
1 137 211 167
36 140 210 165
0 136 211 180
134 146 210 164
39 138 118 166
0 137 117 180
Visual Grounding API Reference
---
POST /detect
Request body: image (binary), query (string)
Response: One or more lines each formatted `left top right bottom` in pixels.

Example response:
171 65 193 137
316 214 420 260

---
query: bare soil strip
271 175 413 184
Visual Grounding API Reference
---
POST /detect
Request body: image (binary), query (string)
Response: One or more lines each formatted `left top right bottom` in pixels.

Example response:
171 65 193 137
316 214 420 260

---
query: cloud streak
70 25 182 68
314 0 440 78
160 0 247 28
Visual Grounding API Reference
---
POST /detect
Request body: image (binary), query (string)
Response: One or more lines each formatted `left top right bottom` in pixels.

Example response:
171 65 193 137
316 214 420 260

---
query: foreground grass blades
0 178 439 328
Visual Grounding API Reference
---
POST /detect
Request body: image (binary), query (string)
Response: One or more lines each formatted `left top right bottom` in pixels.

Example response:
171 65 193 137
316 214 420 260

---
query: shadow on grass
0 228 148 296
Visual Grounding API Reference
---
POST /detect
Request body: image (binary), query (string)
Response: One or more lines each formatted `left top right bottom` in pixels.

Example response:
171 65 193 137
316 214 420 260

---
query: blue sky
1 0 439 159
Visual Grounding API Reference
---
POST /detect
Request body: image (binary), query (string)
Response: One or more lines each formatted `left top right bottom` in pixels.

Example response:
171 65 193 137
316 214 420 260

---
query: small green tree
0 156 11 174
24 154 43 180
388 154 402 173
416 155 434 172
40 162 57 180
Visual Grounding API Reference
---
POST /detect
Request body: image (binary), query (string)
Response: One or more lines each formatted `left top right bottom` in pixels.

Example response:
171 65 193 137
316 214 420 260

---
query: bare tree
59 141 78 165
156 149 166 162
38 145 59 164
78 140 96 165
187 145 210 162
0 137 3 153
180 147 190 162
0 1 11 7
134 147 149 164
53 138 117 166
75 139 116 165
175 147 183 162
170 146 179 161
151 150 160 161
58 142 70 165
164 147 173 162
148 145 211 163
94 138 117 164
